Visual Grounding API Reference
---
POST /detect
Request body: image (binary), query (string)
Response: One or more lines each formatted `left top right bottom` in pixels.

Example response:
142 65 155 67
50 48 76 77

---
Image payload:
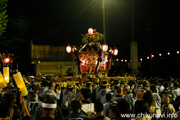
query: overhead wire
33 0 96 41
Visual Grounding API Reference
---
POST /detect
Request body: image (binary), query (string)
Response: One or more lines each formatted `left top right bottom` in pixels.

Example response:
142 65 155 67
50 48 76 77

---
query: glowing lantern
177 51 179 54
13 71 28 96
0 72 7 88
3 67 9 83
167 52 170 55
113 48 118 56
151 54 154 58
88 28 93 35
102 44 108 52
4 57 10 63
66 45 72 53
140 58 143 62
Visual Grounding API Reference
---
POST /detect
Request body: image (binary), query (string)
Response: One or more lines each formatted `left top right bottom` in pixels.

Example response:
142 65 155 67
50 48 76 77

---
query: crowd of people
0 75 180 120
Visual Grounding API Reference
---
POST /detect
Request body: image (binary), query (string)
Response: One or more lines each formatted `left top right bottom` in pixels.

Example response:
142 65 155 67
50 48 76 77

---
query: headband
42 103 57 108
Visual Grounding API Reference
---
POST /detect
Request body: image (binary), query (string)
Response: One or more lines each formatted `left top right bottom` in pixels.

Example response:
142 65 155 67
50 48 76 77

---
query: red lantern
66 45 71 53
4 57 10 63
102 44 108 52
113 49 118 56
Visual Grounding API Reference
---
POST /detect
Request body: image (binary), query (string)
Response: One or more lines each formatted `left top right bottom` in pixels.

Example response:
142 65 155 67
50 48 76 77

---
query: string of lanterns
117 50 180 63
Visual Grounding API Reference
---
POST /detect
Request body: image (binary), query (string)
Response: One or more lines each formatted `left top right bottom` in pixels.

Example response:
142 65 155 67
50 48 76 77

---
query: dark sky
8 0 179 57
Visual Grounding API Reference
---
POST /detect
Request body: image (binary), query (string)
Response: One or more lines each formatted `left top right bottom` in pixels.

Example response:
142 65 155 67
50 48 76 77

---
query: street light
177 51 179 54
66 45 77 73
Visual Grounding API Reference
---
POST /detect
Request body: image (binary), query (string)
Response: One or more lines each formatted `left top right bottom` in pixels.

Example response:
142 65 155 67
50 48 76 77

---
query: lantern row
116 51 180 62
66 45 118 56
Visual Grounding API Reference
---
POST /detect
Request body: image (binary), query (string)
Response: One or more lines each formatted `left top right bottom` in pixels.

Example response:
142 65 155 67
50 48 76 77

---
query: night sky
3 0 179 77
7 0 179 57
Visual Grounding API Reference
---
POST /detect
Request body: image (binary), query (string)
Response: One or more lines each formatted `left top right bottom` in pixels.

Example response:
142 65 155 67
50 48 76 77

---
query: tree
0 0 8 37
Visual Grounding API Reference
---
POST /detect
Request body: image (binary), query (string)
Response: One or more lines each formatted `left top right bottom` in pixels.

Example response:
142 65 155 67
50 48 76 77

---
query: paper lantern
3 67 9 83
88 28 93 35
113 48 118 56
13 72 28 96
4 57 10 63
0 72 7 88
66 45 72 53
102 44 108 52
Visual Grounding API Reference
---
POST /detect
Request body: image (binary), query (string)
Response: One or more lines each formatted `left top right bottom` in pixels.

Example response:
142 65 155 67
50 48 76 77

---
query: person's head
163 82 169 89
5 93 16 105
162 90 172 104
142 89 154 106
33 85 40 93
102 80 109 88
0 101 14 119
43 90 54 101
136 89 146 100
157 79 163 86
28 90 36 100
134 100 149 117
42 80 49 87
117 98 130 115
94 100 103 114
41 99 58 119
116 85 124 95
71 98 82 113
142 80 150 88
86 82 92 89
150 84 157 93
80 87 91 100
123 85 130 95
49 82 55 90
106 92 113 102
109 103 119 119
55 84 61 90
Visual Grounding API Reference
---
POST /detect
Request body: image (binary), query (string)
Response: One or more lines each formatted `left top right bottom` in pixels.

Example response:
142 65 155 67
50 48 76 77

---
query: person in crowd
117 98 131 120
114 85 124 102
5 93 21 120
133 100 151 120
33 90 64 120
157 79 164 95
38 80 49 101
26 90 42 118
60 83 73 117
123 84 135 112
103 92 114 117
108 103 119 120
80 87 94 116
161 90 176 120
94 100 110 120
0 98 18 120
142 80 150 90
160 82 170 98
48 81 60 101
171 81 180 103
150 84 161 119
98 80 111 104
64 98 86 120
142 89 156 115
67 85 79 113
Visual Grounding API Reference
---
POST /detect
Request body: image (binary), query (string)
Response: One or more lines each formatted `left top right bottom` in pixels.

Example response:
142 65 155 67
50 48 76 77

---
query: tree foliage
0 0 8 37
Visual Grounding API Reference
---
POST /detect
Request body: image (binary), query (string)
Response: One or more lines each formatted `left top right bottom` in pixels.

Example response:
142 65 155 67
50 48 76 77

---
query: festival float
66 28 118 79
